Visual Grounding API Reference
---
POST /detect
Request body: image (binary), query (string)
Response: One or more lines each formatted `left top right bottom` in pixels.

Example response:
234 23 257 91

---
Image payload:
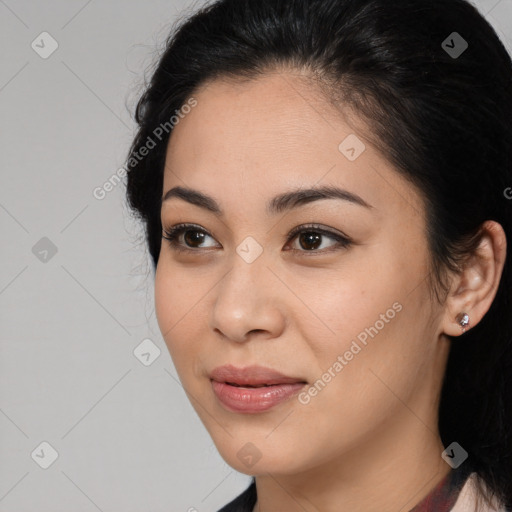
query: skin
154 68 507 512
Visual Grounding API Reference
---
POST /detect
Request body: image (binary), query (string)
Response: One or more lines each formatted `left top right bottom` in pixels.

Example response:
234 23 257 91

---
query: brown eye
162 224 218 253
182 229 207 248
286 227 350 254
162 222 352 255
297 232 323 251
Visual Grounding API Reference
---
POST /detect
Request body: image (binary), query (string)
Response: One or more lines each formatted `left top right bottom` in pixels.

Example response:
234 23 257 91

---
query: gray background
1 1 511 510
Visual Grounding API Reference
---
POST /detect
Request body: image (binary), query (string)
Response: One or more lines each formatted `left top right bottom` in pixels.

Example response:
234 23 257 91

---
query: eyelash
161 223 352 256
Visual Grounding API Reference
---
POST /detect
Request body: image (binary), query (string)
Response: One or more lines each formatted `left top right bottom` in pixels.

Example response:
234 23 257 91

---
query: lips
209 364 308 413
210 364 307 387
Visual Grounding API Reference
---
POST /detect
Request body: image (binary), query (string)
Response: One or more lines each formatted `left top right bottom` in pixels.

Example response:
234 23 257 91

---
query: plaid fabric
409 463 472 512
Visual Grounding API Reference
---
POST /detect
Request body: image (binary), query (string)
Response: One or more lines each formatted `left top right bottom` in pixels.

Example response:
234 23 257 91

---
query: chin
209 431 311 476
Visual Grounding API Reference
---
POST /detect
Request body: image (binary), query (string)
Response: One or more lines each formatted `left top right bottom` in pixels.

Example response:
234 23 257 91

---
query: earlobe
441 220 507 338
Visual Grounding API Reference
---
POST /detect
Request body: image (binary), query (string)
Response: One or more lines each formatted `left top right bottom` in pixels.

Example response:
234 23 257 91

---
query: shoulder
216 480 257 512
451 473 510 512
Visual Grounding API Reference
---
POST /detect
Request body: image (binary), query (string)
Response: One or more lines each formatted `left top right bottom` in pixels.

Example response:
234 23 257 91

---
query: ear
442 220 507 337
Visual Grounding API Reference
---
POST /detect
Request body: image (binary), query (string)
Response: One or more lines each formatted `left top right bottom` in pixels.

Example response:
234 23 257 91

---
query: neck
252 409 451 512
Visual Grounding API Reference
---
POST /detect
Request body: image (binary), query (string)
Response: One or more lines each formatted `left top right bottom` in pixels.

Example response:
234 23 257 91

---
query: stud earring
456 312 470 333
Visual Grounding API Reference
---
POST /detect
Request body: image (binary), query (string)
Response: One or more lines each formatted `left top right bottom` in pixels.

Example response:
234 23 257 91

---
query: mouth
209 364 308 413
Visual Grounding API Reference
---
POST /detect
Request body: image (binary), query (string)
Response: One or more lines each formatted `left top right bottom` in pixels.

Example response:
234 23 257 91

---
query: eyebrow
161 185 374 216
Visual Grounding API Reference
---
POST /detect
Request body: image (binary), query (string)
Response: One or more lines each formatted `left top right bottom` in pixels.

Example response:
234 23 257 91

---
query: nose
209 258 286 344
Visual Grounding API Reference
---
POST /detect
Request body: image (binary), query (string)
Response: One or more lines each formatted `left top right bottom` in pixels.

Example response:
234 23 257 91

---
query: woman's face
155 70 449 477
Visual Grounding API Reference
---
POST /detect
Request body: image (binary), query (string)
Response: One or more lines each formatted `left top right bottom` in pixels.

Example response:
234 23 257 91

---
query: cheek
291 315 423 466
154 261 203 360
294 249 429 405
154 261 177 342
288 255 400 360
311 236 428 353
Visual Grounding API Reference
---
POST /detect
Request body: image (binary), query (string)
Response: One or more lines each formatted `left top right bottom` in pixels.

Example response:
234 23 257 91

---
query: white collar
451 473 506 512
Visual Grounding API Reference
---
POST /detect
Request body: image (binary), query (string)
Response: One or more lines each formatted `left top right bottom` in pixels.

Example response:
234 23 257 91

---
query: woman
124 0 512 510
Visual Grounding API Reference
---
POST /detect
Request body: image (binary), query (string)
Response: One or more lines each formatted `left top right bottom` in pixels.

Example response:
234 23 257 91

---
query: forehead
166 71 354 164
162 71 424 220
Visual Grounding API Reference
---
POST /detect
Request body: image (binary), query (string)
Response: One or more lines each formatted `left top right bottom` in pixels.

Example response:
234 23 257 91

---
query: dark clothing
217 479 257 512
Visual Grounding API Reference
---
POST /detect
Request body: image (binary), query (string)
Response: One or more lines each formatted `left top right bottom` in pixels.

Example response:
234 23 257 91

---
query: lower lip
211 380 307 413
